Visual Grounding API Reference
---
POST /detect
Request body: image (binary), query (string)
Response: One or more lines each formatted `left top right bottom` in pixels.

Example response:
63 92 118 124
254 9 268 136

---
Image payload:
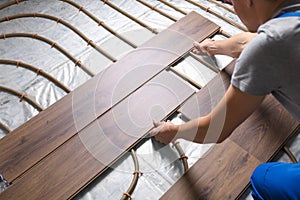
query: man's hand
193 32 257 58
192 39 217 56
149 120 179 144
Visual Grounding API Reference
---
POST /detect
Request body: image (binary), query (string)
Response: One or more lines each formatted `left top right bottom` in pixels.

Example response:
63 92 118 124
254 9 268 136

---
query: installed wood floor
161 61 299 200
0 12 220 199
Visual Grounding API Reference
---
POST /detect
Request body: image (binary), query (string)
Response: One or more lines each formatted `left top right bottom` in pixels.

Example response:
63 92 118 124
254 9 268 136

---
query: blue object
251 162 300 200
276 12 300 18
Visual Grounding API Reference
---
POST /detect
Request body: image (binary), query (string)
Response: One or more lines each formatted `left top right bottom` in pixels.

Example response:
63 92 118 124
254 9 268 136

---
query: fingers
153 133 169 144
193 41 209 56
193 41 204 54
153 119 164 127
149 126 160 137
149 120 164 136
149 120 177 144
192 39 215 56
193 41 202 49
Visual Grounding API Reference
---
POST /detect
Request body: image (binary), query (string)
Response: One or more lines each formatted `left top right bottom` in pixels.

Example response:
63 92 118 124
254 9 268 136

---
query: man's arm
193 32 256 58
150 32 261 144
150 85 265 144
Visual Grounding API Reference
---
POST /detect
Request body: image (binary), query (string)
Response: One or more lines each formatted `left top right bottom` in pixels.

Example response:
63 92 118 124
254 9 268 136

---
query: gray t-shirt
231 7 300 121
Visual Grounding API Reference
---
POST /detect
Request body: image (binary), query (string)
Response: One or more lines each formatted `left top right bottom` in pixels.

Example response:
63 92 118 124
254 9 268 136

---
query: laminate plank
0 94 77 181
169 96 298 200
229 96 299 162
141 11 220 52
0 12 219 183
0 71 195 200
160 139 261 200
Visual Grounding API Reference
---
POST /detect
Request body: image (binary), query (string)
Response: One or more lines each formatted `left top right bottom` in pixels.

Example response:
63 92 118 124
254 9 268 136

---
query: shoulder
231 17 300 95
258 17 300 43
237 16 300 66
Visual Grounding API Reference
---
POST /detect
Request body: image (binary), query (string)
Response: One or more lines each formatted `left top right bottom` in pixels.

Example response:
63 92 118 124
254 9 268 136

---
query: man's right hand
193 39 218 56
193 32 257 58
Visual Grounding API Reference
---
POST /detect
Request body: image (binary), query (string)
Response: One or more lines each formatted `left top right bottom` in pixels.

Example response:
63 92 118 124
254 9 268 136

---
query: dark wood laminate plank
229 96 299 162
0 94 77 181
160 139 261 200
141 11 220 52
0 12 219 183
0 71 194 200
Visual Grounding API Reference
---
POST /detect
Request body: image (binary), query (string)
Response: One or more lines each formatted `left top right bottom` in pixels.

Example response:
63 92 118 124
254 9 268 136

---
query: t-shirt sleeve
231 32 283 96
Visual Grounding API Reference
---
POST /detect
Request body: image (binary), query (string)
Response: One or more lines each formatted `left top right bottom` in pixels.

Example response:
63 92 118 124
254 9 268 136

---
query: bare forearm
174 85 264 144
220 32 257 57
193 32 257 58
175 116 210 143
175 103 229 144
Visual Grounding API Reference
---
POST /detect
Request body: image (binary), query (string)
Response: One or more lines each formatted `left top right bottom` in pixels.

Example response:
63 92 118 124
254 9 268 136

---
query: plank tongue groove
0 11 219 183
162 62 299 200
0 71 194 200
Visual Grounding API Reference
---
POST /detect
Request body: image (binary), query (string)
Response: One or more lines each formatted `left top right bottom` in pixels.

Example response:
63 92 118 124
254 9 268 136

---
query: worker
150 0 300 199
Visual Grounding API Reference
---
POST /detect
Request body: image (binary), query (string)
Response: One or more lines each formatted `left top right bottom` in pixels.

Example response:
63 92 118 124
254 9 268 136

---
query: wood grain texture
141 11 220 52
162 62 299 200
0 12 219 183
0 71 195 200
160 139 261 200
229 95 299 162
